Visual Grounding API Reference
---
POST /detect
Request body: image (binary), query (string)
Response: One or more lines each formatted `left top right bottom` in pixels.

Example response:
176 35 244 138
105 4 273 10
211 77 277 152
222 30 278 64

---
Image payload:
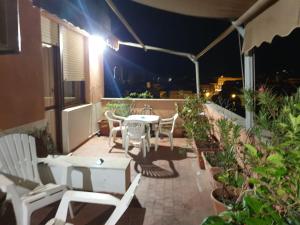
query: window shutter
41 16 59 46
61 26 85 81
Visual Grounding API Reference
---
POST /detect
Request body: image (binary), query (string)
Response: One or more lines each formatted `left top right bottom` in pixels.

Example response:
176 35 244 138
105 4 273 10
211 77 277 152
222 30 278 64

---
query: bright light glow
89 35 106 54
205 92 210 98
231 93 237 99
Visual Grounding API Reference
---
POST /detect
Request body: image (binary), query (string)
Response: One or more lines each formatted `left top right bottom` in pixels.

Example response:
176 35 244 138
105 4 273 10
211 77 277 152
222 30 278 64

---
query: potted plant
29 126 56 157
201 88 300 224
177 95 213 168
211 168 245 213
105 100 134 117
203 118 241 187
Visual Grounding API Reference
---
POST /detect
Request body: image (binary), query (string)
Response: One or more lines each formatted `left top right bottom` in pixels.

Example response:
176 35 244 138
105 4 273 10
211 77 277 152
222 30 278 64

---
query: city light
205 92 210 98
231 93 237 99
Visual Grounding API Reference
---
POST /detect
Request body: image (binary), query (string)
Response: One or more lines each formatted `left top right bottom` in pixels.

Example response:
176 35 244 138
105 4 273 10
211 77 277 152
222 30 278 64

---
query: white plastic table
125 115 160 150
125 114 160 123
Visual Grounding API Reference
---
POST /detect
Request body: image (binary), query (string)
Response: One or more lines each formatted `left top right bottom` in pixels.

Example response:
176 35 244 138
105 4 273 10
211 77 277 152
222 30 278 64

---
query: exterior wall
101 98 183 118
0 0 44 130
86 41 104 103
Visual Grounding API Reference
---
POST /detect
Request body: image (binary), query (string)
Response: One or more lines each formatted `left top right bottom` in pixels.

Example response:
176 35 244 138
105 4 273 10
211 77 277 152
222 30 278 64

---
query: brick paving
0 136 215 225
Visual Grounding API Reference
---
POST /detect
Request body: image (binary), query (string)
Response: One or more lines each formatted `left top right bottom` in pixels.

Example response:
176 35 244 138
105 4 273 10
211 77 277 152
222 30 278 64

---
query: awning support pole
244 52 255 129
192 59 200 96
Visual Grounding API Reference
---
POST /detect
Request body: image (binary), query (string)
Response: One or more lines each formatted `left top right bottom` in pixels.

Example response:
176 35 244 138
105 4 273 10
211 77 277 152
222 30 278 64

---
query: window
63 81 85 107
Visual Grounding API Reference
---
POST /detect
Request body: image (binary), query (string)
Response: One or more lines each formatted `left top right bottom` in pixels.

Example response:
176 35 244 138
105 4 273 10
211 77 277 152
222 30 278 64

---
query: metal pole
244 52 255 129
105 0 146 50
193 60 200 96
119 41 193 59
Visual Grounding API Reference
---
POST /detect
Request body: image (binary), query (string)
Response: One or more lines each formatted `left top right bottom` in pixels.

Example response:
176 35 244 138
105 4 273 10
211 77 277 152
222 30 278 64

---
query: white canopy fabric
132 0 258 19
243 0 300 53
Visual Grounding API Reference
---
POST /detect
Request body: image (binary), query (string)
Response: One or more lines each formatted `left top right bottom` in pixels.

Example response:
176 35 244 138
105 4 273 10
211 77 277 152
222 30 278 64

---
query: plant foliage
177 95 212 143
201 88 300 225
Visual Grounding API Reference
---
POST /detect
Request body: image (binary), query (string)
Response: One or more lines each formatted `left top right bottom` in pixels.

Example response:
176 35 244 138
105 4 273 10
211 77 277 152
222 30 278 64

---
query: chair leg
142 139 146 158
109 130 113 146
125 136 129 157
112 131 117 142
69 203 74 219
170 135 174 151
21 207 31 225
155 130 159 151
121 130 125 148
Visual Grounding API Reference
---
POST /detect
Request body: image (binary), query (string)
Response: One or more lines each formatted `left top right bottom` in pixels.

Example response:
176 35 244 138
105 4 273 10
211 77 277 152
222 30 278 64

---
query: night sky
107 0 242 84
106 1 300 86
37 0 300 93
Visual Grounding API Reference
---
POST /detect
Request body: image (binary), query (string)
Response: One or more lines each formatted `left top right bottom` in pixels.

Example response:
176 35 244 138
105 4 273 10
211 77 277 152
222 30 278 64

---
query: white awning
132 0 257 19
243 0 300 53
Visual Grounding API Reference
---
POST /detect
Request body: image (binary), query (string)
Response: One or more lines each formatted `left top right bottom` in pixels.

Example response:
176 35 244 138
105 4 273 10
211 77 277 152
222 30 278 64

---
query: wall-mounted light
89 35 106 55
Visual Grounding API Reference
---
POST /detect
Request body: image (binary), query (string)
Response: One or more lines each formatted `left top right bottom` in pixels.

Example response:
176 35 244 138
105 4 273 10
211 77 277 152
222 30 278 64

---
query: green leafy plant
201 88 300 225
29 126 56 156
105 100 133 117
128 90 153 98
241 88 255 111
201 194 286 225
216 170 244 189
206 118 241 170
177 95 212 143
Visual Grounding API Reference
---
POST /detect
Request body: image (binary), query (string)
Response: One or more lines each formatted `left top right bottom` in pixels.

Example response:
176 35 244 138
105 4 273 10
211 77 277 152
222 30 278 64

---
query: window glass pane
42 47 55 107
64 81 85 106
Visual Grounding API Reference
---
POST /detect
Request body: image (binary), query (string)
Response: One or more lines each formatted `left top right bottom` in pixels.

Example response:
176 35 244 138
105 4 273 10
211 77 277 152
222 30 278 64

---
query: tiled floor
0 136 215 225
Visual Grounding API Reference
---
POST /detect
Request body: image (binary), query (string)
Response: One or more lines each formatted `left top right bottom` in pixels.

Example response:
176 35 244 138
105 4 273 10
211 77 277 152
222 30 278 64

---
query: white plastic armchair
104 111 125 146
156 113 179 151
0 133 73 225
123 120 149 158
46 173 141 225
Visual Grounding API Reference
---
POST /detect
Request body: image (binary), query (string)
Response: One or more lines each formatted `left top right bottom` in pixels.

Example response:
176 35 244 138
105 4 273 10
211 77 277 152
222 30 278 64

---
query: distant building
214 75 242 92
200 84 215 98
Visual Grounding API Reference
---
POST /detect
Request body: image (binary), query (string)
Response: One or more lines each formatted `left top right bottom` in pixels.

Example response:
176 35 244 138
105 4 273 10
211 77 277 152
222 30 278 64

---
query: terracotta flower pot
201 151 223 187
211 188 227 214
211 187 240 214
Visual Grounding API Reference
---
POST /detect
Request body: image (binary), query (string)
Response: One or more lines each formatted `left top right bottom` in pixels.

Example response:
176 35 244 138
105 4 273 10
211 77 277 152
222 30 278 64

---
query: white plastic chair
141 104 153 115
124 120 149 158
0 133 72 225
156 113 178 151
104 111 125 146
46 173 141 225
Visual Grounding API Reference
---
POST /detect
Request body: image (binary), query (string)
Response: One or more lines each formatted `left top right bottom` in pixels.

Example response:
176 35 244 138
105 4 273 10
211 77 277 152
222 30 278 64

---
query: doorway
41 45 63 152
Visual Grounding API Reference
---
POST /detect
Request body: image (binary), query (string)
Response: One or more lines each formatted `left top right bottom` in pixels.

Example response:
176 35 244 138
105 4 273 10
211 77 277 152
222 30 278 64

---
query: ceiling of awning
132 0 258 19
243 0 300 53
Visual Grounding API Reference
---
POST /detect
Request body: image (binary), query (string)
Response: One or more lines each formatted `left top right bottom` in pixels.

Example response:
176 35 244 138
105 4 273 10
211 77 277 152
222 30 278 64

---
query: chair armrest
55 190 120 221
160 117 173 123
0 174 14 192
113 114 126 121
